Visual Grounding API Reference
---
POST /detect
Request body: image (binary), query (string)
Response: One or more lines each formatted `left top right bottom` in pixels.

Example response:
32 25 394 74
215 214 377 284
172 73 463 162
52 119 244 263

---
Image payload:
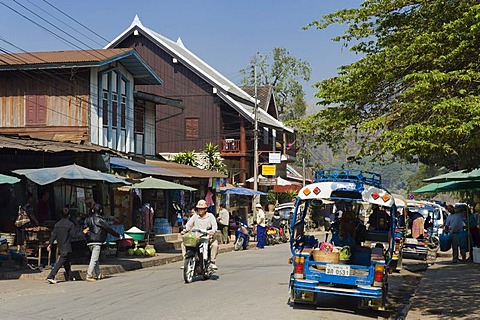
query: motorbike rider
181 200 219 270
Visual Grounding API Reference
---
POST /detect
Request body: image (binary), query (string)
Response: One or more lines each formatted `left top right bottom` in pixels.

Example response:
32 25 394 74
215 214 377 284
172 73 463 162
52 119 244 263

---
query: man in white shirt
255 203 266 249
181 200 219 269
217 203 230 244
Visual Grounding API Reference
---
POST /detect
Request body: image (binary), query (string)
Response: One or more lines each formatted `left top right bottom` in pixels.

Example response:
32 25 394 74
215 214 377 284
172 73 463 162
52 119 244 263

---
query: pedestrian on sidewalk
83 203 122 282
445 204 467 263
46 208 82 284
217 203 230 244
255 203 266 249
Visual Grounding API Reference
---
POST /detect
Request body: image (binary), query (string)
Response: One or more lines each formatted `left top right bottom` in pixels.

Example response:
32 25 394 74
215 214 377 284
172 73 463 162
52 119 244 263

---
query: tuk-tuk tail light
374 264 385 284
294 256 305 279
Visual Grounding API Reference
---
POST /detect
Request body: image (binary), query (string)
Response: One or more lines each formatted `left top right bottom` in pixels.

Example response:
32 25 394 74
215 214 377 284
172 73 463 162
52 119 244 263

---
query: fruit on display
127 248 135 256
145 248 156 256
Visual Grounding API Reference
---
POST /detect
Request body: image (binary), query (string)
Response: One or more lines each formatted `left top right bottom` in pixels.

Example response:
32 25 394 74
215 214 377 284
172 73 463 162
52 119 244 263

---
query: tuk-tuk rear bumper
292 278 382 299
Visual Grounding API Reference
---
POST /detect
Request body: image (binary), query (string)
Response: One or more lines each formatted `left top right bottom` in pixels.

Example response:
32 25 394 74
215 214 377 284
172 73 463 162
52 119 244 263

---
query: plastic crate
473 247 480 264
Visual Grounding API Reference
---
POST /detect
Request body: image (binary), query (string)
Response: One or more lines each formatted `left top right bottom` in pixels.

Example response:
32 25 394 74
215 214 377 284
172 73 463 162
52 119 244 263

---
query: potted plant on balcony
266 190 277 212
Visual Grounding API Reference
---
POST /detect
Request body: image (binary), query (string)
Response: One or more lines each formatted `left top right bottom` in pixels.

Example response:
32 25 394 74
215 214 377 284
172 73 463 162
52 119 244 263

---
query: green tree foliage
172 150 198 167
172 143 227 174
240 47 311 121
297 0 480 170
202 142 227 174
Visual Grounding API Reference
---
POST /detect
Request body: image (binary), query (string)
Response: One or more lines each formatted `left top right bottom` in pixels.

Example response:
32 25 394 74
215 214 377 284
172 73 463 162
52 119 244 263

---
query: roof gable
106 16 290 131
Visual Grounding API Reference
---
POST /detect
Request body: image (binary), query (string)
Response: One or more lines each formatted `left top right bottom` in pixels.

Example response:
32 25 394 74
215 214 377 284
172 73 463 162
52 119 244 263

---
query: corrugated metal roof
0 48 162 86
110 157 190 178
0 48 132 66
0 134 120 154
146 159 227 178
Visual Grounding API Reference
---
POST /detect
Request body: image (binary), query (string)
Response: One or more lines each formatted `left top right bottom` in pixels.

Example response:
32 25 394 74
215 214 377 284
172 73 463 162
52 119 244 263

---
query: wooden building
0 48 164 157
106 16 296 184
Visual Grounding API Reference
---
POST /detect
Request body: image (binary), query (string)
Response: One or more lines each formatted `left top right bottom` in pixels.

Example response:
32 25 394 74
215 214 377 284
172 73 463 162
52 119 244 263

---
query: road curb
0 241 259 281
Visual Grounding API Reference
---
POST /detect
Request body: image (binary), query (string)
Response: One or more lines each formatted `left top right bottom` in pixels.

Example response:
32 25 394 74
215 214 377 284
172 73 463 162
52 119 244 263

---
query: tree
240 47 311 121
172 150 198 167
172 143 227 174
296 0 480 171
201 142 227 174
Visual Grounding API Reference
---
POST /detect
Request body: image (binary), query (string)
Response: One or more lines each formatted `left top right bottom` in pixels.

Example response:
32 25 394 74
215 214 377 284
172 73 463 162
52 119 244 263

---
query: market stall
12 164 130 267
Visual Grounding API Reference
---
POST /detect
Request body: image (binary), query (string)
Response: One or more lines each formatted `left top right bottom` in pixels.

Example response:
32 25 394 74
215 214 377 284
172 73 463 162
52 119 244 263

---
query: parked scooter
182 229 214 283
234 222 251 251
265 225 281 245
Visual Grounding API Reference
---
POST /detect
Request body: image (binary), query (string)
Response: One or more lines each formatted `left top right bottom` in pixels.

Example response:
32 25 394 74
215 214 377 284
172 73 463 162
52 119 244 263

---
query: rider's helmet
196 199 208 209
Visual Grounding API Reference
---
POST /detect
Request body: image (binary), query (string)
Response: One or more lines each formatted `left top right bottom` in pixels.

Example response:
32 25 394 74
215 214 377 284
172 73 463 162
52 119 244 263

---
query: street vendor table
26 242 51 269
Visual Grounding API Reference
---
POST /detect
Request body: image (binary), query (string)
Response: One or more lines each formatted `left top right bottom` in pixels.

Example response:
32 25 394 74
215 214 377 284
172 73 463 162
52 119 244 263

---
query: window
185 118 199 139
134 103 145 133
100 70 129 129
25 92 47 125
120 79 127 129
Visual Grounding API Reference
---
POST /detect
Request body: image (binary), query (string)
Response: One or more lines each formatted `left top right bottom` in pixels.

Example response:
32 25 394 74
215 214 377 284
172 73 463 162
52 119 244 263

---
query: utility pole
253 65 259 193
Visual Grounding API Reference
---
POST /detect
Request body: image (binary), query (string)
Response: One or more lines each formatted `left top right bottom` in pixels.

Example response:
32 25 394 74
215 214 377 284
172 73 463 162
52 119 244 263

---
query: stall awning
128 176 196 191
13 164 129 186
0 173 20 184
110 157 190 178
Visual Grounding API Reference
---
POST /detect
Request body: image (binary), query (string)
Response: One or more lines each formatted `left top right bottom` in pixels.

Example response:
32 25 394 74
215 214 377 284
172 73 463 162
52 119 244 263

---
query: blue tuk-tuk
289 169 396 310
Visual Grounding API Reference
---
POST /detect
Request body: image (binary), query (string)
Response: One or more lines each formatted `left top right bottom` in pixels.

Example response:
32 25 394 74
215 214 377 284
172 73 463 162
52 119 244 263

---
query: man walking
46 208 82 284
217 203 230 244
83 204 122 282
255 203 266 249
445 204 467 263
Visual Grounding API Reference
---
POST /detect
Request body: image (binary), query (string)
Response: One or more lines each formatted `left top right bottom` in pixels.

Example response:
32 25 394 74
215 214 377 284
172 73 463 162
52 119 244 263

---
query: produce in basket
182 232 199 247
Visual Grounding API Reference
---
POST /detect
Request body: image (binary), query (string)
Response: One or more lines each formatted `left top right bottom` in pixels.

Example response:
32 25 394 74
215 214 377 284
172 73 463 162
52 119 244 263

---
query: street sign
262 165 276 176
269 152 281 164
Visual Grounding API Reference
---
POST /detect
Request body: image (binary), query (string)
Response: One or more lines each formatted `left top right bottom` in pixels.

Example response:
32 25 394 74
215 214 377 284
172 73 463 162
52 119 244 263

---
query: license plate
325 264 350 276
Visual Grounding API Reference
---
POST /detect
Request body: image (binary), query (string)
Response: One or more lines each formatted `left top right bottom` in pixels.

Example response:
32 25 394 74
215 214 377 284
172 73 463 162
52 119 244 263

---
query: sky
0 0 363 109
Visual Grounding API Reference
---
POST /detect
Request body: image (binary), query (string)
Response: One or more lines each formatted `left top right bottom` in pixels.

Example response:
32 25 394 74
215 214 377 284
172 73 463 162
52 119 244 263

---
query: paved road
1 243 424 320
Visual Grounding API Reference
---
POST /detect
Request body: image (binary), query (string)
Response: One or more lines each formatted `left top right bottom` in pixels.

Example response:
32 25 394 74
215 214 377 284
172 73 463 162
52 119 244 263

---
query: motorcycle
278 219 290 243
234 222 251 251
265 225 281 245
182 229 214 283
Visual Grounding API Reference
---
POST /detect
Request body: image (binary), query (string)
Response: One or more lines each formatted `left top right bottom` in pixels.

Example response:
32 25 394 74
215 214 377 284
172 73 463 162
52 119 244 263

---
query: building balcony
220 139 248 157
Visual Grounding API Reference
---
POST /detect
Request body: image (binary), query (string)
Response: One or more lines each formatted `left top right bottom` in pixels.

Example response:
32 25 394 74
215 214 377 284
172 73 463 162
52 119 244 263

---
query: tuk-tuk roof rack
314 168 382 187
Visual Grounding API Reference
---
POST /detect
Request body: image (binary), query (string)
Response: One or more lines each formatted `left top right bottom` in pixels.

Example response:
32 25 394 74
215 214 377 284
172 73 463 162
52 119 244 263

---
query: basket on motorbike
311 249 340 270
182 232 200 247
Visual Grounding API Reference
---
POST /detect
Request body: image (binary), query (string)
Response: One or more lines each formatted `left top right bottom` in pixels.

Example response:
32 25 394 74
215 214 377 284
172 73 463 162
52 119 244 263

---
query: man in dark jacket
46 208 82 284
83 203 122 282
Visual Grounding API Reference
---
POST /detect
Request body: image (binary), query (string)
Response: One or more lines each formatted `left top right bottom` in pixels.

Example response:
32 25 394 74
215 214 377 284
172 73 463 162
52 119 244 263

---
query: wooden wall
0 70 90 141
116 34 227 153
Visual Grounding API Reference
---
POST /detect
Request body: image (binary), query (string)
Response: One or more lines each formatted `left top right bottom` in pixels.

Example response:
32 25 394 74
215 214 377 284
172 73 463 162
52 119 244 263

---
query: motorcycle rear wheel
234 237 244 251
183 257 195 283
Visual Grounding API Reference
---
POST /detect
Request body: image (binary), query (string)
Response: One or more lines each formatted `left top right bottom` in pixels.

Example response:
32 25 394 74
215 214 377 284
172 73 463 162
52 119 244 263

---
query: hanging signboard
262 165 276 176
268 152 281 164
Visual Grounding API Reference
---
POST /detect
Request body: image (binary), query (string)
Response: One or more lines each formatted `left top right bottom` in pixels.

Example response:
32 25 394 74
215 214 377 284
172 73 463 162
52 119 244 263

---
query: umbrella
0 173 20 184
246 175 267 182
424 168 480 183
219 186 267 196
276 176 292 186
127 176 196 191
13 163 129 186
412 180 480 193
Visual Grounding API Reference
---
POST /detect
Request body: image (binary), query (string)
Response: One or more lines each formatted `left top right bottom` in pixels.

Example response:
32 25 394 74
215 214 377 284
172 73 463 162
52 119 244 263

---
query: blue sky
1 0 363 107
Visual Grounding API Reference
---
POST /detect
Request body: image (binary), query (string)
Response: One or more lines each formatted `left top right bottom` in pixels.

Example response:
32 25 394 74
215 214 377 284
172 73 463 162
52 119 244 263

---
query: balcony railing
221 139 241 154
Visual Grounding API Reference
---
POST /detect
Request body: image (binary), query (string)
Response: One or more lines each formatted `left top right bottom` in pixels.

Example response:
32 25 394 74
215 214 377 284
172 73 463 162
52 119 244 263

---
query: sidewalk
406 253 480 320
0 240 255 281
